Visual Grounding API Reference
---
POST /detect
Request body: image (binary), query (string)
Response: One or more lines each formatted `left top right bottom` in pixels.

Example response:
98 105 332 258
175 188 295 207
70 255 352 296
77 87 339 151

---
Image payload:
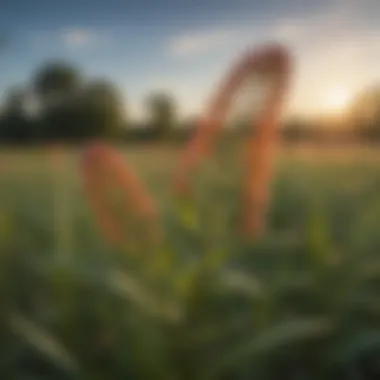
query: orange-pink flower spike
173 44 292 238
81 141 159 247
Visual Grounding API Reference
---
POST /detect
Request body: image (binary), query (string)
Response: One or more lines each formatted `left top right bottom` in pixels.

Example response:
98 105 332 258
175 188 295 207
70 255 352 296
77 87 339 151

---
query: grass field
0 145 378 379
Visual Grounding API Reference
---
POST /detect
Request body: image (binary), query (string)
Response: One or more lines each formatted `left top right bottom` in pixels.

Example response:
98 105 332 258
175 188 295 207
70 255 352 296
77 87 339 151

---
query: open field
0 145 378 379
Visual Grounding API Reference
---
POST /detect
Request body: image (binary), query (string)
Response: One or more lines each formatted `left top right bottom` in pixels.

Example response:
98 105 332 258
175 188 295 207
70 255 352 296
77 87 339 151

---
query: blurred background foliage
0 59 379 145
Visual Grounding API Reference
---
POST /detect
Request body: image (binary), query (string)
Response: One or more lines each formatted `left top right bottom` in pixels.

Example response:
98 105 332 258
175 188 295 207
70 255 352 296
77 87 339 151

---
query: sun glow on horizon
322 86 353 115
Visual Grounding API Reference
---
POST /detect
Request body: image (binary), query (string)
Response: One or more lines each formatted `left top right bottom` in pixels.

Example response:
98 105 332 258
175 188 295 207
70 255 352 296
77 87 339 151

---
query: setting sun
322 86 352 114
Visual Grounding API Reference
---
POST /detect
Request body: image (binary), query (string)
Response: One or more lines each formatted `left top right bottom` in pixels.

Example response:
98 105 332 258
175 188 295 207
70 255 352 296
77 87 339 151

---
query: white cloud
270 22 301 44
61 28 103 49
167 29 237 58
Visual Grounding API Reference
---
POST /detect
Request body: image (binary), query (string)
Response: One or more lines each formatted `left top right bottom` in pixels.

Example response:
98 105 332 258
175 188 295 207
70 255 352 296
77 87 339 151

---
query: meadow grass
0 145 378 379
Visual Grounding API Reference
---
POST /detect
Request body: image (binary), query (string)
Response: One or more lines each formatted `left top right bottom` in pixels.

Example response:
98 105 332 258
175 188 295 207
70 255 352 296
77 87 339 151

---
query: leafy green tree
31 60 125 142
2 60 127 143
31 61 83 142
145 92 176 138
0 87 34 144
32 61 83 108
38 79 125 142
38 98 80 141
79 79 125 140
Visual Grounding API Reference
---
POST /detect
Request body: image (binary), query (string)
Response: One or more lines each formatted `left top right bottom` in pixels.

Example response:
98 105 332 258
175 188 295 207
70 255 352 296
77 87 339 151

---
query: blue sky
0 0 379 120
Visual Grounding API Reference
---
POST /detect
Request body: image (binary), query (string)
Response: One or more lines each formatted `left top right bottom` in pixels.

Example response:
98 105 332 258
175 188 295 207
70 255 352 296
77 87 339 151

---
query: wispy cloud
167 29 237 58
61 28 105 49
30 27 108 51
266 2 358 47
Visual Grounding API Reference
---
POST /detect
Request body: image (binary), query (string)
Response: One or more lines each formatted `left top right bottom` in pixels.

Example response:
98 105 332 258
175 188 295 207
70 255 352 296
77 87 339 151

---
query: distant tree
33 61 83 109
3 87 25 111
350 85 380 140
145 92 176 138
79 79 125 140
31 60 126 142
282 119 306 143
1 59 129 144
37 79 125 142
38 98 80 141
0 87 34 144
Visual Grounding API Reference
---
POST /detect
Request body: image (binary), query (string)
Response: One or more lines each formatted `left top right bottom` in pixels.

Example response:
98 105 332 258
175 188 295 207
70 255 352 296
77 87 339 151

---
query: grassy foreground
0 146 378 379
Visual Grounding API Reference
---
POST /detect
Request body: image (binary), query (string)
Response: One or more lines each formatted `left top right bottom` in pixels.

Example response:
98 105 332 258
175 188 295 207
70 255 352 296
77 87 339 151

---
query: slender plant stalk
50 145 72 263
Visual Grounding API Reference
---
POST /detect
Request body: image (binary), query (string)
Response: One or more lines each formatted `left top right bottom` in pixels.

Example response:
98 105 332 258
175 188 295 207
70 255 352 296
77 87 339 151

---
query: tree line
0 59 379 145
0 59 183 145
